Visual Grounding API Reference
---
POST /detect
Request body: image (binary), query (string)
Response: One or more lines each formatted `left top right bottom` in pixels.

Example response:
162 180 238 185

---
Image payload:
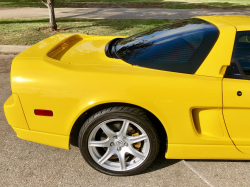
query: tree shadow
0 18 168 28
0 18 50 24
0 18 170 37
0 18 94 24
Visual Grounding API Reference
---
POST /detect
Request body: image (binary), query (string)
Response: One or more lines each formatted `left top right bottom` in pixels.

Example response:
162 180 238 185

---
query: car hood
16 34 129 66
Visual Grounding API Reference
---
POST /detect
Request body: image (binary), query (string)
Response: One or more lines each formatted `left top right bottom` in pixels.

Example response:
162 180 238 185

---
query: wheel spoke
89 139 109 147
100 123 116 137
118 120 130 136
128 134 148 144
117 151 126 171
98 148 114 165
88 118 151 171
127 146 146 160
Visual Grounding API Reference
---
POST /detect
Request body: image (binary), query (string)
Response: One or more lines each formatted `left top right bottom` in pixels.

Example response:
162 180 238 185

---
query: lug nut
110 142 114 146
113 136 117 139
124 142 128 146
117 147 121 151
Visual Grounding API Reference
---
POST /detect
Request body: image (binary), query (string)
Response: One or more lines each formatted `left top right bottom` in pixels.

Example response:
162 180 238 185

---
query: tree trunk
41 0 57 31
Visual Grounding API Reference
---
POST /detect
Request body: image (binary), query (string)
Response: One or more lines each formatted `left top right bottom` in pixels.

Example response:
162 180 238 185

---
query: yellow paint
4 94 29 130
212 16 250 31
195 16 236 77
223 78 250 154
166 144 249 159
13 127 69 150
192 108 224 138
4 16 250 160
47 34 127 66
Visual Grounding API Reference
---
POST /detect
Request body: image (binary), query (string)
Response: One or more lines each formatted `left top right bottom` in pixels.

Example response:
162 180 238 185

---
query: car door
223 31 250 154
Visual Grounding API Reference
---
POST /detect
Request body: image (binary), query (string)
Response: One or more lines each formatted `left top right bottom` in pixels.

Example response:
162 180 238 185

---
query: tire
78 106 160 176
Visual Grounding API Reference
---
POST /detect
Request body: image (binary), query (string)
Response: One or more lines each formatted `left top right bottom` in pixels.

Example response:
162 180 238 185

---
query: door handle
237 91 242 96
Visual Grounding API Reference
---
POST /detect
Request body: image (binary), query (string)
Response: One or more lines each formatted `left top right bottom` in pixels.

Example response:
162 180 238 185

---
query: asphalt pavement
1 54 250 186
0 7 250 19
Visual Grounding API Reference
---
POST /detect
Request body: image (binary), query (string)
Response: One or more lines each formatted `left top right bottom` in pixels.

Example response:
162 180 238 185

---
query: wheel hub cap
114 139 125 148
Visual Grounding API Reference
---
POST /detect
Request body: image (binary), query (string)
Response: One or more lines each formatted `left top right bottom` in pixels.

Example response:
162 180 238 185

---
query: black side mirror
225 66 233 76
225 63 242 77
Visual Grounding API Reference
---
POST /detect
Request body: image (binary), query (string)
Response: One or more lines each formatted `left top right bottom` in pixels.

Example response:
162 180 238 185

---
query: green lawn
0 0 249 8
0 18 175 45
164 0 250 7
0 0 249 3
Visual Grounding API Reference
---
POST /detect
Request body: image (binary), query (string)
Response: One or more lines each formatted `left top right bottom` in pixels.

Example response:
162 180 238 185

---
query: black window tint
116 19 219 74
231 31 250 76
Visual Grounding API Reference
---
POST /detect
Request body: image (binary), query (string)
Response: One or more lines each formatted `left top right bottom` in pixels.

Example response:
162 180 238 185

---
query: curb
0 45 30 54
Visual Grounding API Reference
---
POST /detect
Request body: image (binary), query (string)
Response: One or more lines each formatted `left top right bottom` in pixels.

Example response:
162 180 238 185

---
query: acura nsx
4 16 250 176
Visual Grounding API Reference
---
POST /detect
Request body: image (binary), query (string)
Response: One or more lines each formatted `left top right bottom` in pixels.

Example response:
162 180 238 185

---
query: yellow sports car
4 15 250 176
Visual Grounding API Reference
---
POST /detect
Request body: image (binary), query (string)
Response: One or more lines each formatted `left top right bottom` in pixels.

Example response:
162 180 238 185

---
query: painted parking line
183 160 214 187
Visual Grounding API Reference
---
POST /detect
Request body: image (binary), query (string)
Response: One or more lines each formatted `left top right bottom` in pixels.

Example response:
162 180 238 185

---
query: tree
41 0 57 31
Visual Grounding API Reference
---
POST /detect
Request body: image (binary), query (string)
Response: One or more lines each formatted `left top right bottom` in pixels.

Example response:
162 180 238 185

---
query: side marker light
34 109 53 116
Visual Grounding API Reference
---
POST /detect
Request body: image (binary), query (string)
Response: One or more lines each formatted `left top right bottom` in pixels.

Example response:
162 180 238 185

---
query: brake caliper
132 132 141 150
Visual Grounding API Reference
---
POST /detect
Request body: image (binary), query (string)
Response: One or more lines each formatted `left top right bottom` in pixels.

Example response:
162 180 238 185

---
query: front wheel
78 106 160 176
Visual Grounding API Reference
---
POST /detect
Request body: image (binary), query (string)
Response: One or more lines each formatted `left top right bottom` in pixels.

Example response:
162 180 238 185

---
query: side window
225 31 250 78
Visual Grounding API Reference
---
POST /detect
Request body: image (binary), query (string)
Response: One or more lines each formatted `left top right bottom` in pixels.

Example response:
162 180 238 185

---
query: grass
165 0 250 5
0 18 176 45
0 0 249 3
0 0 249 9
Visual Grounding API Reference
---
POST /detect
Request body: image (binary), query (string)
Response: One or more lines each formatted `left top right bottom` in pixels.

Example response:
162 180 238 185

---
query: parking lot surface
1 54 250 187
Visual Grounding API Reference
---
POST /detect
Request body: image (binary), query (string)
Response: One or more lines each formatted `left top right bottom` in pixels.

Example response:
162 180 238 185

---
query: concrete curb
0 45 30 54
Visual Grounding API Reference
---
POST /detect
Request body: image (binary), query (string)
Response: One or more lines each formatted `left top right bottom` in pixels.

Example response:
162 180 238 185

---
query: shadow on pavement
186 159 250 163
142 157 250 175
142 155 181 175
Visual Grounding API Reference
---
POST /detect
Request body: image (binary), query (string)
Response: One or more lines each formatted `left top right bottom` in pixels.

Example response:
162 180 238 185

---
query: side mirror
225 66 233 75
225 63 242 76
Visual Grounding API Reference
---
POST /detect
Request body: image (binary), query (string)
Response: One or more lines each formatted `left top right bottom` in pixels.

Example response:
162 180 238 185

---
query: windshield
115 18 219 74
